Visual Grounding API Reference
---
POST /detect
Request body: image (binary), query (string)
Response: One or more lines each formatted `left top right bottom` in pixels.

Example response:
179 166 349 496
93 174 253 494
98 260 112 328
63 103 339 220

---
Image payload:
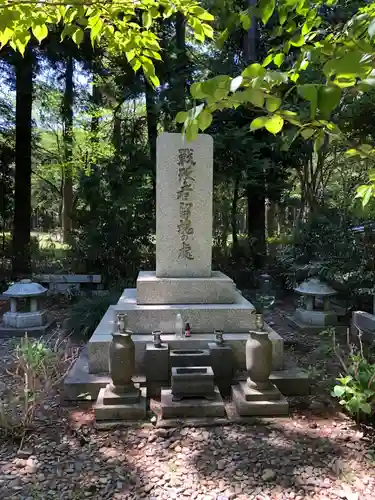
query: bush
274 209 375 304
330 328 375 422
0 333 77 442
66 291 121 339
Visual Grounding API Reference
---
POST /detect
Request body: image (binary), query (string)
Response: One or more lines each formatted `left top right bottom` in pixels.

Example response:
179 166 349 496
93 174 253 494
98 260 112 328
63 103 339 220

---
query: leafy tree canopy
0 0 214 86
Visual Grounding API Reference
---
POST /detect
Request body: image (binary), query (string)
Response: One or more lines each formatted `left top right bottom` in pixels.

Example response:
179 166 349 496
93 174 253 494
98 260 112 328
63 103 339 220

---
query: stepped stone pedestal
232 381 288 416
94 385 147 422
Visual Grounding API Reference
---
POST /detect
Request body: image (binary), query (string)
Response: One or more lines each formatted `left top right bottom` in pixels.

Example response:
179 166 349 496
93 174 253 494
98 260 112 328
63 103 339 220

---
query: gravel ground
0 306 374 500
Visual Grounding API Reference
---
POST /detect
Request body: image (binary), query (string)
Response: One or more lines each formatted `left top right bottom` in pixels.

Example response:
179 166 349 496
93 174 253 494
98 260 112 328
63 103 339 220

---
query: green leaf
72 28 84 45
290 32 305 47
185 119 199 142
250 116 268 131
318 86 341 119
368 19 375 39
149 74 160 87
265 115 284 134
190 6 214 21
301 127 315 139
230 76 243 93
142 11 152 29
32 24 48 43
274 53 284 67
242 63 265 78
242 88 264 107
90 17 103 44
175 111 188 124
362 185 373 207
262 54 274 67
197 109 212 131
314 130 325 153
266 95 281 112
360 402 372 414
259 0 275 25
190 82 207 99
240 13 251 30
297 84 318 119
188 103 204 120
332 385 346 398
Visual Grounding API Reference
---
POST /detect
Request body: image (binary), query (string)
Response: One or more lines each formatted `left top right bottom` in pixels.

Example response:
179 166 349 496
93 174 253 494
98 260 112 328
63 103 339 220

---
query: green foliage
332 358 375 421
0 0 214 85
67 292 121 339
275 209 375 300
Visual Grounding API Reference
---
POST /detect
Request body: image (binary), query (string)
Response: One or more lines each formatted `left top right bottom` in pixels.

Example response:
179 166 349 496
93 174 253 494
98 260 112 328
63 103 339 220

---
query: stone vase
246 331 272 390
109 331 135 391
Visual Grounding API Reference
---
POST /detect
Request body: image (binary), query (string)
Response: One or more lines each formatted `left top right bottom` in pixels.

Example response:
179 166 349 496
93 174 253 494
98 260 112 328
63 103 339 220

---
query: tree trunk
231 177 239 255
62 55 74 243
247 184 266 268
145 78 157 198
175 13 188 106
12 48 33 278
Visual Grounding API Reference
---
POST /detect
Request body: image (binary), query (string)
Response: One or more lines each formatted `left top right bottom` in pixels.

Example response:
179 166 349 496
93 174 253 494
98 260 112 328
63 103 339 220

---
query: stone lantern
2 279 48 329
294 277 338 328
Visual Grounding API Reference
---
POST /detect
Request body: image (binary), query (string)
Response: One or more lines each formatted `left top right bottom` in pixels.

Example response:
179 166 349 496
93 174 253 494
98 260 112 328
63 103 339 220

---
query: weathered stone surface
3 310 47 328
136 271 236 304
231 383 288 417
94 387 147 421
156 133 213 278
170 349 210 367
208 343 234 380
171 366 215 399
160 387 225 418
145 343 170 382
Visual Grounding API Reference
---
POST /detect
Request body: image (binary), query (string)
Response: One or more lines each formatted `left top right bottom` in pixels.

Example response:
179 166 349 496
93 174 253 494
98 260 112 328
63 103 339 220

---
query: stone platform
286 314 347 334
136 270 236 304
62 348 311 402
114 288 255 333
94 386 147 422
160 387 225 419
88 328 283 374
232 383 289 417
0 317 55 337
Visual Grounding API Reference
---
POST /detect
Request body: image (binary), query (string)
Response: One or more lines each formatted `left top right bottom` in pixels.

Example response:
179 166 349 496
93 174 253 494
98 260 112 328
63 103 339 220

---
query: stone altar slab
156 133 213 278
113 288 256 334
136 271 236 304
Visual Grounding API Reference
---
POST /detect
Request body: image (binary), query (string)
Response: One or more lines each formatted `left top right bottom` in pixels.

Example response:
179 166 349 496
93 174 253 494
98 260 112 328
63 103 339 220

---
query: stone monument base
136 270 236 304
94 386 147 422
160 387 225 419
286 313 346 334
3 310 48 328
232 381 288 417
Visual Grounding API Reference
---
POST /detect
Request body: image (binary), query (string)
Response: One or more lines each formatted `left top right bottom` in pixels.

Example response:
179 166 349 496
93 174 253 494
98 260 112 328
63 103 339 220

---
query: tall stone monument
83 132 285 380
156 134 213 278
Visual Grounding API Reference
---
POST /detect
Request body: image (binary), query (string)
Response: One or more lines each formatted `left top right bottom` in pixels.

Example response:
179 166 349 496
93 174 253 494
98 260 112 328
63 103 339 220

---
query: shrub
66 291 121 339
330 328 375 422
0 332 77 443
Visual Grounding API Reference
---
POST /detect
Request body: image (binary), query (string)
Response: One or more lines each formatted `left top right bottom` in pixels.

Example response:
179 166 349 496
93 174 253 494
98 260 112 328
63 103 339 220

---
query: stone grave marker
156 133 213 278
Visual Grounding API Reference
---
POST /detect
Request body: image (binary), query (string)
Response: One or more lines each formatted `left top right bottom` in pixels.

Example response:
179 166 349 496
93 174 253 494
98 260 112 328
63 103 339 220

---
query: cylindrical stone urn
109 316 135 391
246 330 272 390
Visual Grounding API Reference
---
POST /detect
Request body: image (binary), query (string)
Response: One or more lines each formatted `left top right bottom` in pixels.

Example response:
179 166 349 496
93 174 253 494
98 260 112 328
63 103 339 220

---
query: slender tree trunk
231 177 239 255
62 55 74 243
12 48 33 278
145 78 157 197
246 184 266 268
175 12 188 105
243 0 266 266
